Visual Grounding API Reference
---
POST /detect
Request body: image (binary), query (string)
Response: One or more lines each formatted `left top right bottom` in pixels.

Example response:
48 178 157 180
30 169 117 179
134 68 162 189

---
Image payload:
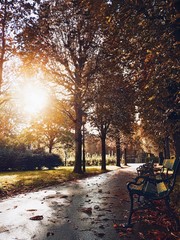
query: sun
21 83 48 115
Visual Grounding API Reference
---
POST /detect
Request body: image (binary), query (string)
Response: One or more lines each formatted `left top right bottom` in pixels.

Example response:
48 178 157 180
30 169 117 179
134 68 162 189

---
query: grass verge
0 166 107 199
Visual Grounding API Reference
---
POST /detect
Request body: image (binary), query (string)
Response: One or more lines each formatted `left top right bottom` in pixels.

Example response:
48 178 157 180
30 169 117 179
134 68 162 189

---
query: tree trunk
73 103 83 174
0 64 2 91
82 124 86 172
49 145 52 154
64 150 67 166
0 1 6 91
48 139 54 153
116 136 121 167
173 131 180 158
124 148 127 165
164 136 170 159
101 135 106 171
173 131 180 175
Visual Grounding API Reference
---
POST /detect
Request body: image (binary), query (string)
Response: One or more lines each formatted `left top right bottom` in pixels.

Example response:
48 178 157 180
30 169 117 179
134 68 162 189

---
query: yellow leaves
107 16 112 23
138 20 146 27
146 50 152 54
148 95 155 101
144 84 149 89
106 16 112 23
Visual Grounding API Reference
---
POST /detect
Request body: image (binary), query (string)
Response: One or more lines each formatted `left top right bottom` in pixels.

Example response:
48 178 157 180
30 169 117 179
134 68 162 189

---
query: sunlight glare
21 84 48 115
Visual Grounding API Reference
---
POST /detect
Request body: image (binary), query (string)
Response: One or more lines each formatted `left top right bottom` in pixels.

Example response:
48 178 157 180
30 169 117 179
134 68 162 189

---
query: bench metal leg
165 197 180 231
126 192 134 227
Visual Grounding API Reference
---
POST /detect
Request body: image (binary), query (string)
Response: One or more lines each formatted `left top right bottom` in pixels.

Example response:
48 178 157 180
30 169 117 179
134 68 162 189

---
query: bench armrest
129 170 174 185
127 176 147 191
134 175 151 182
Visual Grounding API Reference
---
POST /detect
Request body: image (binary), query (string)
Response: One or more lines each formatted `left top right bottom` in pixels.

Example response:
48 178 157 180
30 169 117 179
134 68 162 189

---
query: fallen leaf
30 215 43 221
119 223 125 227
81 207 92 215
139 232 145 239
113 223 118 228
94 205 100 210
119 232 126 237
0 227 9 233
96 232 105 237
127 228 133 232
170 232 180 238
27 209 37 212
99 225 105 229
48 219 56 223
60 195 68 199
47 232 54 237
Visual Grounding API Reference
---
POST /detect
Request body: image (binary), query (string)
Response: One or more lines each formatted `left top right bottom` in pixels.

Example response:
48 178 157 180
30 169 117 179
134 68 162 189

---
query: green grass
0 166 109 198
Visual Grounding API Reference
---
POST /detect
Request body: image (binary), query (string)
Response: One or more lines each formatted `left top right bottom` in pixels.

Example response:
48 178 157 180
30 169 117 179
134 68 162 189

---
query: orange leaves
144 50 154 63
113 223 133 238
113 223 118 228
113 198 179 240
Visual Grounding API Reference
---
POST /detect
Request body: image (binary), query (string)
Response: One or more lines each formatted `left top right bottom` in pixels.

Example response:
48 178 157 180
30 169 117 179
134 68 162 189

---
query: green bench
136 159 154 176
137 157 176 178
126 158 180 229
153 157 176 178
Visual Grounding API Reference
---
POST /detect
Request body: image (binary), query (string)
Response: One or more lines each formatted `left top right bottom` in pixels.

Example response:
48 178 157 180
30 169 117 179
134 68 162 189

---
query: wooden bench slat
157 182 168 195
163 159 175 170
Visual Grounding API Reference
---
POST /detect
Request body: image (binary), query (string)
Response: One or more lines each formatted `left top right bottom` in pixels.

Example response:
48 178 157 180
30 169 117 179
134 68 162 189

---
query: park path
0 164 140 240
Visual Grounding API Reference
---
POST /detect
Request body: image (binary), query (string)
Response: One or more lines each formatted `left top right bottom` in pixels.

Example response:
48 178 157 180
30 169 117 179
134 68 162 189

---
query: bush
0 148 18 171
0 147 63 171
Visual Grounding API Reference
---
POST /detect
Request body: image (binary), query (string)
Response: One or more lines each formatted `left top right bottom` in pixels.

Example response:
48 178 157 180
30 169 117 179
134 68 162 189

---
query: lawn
0 165 179 218
0 166 107 198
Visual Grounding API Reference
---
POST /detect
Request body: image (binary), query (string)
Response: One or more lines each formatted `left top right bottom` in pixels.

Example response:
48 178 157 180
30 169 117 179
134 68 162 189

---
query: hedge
0 148 63 171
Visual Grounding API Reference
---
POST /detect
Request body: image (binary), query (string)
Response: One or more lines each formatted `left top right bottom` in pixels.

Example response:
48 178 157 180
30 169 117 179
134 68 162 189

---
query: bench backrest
157 158 179 197
166 158 179 191
163 158 176 171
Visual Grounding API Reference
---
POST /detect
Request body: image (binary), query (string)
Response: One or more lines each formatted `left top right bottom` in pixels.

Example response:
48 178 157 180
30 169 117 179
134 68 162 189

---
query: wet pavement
0 164 170 240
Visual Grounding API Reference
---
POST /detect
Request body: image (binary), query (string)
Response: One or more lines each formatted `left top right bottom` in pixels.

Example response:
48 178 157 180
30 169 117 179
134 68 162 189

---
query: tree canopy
0 0 179 172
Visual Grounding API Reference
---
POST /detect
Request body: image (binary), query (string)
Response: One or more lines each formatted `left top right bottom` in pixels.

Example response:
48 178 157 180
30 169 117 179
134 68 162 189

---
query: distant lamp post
82 113 87 172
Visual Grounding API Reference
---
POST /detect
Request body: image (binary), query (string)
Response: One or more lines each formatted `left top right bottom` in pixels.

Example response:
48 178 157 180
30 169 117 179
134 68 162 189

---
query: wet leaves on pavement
29 215 43 220
0 226 9 233
94 205 100 210
26 209 37 211
94 231 105 238
80 207 92 215
47 232 54 237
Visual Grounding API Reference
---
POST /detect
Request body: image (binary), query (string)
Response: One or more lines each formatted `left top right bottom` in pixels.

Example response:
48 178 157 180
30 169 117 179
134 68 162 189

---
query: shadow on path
0 164 179 240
